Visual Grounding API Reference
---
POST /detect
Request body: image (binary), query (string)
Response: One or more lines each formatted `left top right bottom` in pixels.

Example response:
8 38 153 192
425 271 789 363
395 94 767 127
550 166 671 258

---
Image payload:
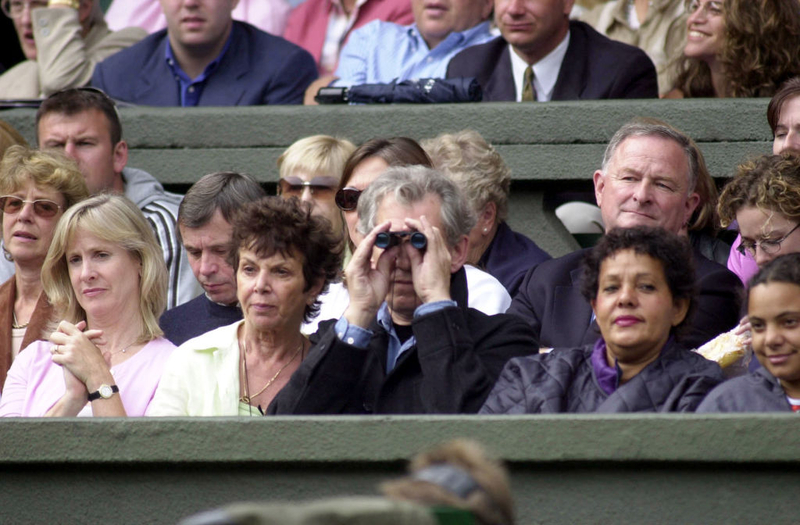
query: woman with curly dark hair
148 197 342 416
480 226 724 414
666 0 800 98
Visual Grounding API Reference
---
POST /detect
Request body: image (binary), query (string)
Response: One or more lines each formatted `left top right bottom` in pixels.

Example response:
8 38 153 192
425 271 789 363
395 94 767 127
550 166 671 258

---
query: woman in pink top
0 194 175 417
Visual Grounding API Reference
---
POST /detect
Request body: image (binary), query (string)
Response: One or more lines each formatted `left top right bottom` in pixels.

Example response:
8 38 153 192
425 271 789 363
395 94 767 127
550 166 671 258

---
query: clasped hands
344 216 452 328
49 320 110 400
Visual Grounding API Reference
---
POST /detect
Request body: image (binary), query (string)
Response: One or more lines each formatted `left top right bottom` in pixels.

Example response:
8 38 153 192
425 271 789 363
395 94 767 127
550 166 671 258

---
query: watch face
99 385 114 399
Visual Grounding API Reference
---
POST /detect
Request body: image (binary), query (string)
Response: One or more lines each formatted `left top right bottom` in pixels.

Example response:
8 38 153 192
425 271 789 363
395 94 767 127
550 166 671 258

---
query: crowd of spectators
1 0 800 436
3 1 799 105
5 5 800 524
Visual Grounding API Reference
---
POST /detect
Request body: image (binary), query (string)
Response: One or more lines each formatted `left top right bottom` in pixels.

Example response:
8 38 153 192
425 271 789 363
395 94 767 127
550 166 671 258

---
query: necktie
522 65 537 102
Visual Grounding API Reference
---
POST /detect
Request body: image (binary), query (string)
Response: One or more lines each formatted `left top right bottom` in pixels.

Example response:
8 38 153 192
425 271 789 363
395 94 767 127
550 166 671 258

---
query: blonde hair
41 194 167 343
0 146 88 207
277 135 356 180
380 440 514 525
0 147 89 261
422 130 511 223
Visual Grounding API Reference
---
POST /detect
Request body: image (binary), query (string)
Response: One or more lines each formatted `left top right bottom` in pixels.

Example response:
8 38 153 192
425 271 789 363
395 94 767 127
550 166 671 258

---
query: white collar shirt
509 30 570 102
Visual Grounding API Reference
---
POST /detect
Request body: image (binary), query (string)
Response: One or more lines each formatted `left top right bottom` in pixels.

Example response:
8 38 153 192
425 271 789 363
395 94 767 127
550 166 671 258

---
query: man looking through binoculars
269 166 535 414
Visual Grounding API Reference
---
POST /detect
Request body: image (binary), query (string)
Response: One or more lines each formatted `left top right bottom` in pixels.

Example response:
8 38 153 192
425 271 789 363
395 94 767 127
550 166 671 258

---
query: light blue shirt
334 300 457 372
332 20 494 88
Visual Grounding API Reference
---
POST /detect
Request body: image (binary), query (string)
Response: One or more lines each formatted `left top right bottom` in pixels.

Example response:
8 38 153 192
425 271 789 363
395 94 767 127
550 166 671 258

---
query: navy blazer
92 22 317 105
508 247 744 350
446 21 657 101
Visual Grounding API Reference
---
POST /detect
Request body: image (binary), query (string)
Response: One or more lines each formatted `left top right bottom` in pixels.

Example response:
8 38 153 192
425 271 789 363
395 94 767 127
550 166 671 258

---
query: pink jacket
283 0 414 75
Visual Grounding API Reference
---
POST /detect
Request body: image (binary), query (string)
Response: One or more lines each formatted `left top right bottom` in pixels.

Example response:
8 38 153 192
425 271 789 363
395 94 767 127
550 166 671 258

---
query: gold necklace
12 311 29 329
240 339 304 405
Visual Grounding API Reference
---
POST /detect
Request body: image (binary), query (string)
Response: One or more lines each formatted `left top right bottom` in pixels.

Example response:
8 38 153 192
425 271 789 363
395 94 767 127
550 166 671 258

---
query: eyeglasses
687 0 723 17
334 187 362 211
278 176 339 198
737 222 800 257
1 0 48 19
0 196 62 218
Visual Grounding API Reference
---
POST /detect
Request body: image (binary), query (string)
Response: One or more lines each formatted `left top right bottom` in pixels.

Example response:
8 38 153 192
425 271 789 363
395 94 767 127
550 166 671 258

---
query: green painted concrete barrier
0 416 798 524
0 100 774 257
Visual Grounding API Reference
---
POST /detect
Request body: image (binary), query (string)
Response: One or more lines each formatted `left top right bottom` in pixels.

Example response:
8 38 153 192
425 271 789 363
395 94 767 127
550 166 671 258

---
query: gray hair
601 118 700 193
357 166 476 247
421 129 511 223
178 171 265 230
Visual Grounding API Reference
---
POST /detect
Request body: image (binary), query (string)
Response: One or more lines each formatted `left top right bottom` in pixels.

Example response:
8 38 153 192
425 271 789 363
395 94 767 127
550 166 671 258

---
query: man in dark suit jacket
508 119 743 350
446 0 657 101
91 1 316 106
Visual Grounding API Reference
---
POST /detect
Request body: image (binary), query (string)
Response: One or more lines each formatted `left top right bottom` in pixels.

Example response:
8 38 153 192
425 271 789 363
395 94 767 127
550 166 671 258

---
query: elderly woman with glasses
0 146 88 393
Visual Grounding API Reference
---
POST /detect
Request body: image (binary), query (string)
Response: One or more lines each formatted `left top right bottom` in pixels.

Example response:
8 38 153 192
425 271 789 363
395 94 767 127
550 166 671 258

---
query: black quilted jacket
480 339 724 414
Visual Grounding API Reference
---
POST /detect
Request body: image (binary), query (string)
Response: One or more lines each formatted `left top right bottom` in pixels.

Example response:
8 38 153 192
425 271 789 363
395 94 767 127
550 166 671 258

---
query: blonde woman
277 135 355 255
0 194 175 416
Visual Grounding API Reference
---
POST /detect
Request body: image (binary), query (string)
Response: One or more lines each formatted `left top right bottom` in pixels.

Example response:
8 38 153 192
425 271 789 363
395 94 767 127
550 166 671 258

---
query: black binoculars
375 231 427 251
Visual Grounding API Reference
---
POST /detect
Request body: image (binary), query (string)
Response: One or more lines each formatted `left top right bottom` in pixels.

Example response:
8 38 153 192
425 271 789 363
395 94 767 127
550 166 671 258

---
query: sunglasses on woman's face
334 187 362 211
0 196 62 218
278 176 339 198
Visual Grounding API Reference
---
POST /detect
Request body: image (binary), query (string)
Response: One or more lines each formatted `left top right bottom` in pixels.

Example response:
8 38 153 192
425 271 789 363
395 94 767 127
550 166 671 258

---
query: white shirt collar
509 30 570 102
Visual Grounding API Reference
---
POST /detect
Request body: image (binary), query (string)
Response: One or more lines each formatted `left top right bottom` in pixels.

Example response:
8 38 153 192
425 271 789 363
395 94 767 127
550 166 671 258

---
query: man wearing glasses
0 0 144 98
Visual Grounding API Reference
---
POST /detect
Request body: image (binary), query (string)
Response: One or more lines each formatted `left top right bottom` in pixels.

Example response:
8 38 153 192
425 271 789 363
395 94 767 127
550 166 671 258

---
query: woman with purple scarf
480 226 724 414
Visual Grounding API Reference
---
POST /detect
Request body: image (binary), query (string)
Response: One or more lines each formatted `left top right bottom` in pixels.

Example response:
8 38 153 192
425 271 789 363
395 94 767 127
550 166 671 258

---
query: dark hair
338 137 432 191
36 88 122 145
767 77 800 136
581 226 696 335
673 0 800 98
230 196 342 322
179 171 265 229
717 154 800 228
747 252 800 297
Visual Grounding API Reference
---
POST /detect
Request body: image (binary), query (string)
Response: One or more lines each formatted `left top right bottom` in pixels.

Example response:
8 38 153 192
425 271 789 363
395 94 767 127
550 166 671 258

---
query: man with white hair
270 166 535 414
509 119 742 349
0 0 145 98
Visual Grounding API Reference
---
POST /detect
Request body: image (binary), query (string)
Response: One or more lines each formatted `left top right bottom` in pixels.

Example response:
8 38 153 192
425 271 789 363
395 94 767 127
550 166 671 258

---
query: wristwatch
87 384 119 401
